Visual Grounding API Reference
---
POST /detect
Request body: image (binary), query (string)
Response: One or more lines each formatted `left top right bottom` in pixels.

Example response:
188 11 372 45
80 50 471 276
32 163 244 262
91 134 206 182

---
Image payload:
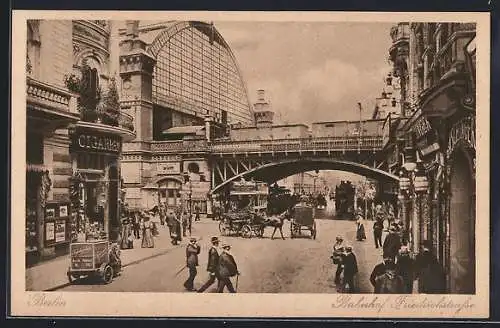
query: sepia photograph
11 11 489 318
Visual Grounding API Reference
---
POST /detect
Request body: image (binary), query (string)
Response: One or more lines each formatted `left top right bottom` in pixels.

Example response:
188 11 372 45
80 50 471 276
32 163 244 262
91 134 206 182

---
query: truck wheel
102 265 114 284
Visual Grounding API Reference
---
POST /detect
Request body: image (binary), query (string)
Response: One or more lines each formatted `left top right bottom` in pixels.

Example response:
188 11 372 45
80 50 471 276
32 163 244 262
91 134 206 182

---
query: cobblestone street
57 212 386 293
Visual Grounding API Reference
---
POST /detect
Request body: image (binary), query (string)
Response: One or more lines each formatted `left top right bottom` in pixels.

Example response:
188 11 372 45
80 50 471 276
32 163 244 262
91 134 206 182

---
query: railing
150 139 209 152
81 109 135 132
131 136 385 154
26 77 78 114
210 136 384 153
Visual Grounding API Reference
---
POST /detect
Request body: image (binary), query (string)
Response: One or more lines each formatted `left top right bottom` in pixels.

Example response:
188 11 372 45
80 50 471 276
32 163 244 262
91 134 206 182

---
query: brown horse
263 209 293 240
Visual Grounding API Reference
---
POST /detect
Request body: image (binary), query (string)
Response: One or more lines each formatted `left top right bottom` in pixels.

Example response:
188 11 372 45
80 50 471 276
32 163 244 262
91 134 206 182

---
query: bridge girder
210 157 399 194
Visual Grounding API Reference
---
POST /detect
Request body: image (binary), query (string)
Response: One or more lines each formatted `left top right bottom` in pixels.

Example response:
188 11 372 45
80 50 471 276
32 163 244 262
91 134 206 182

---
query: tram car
335 181 355 219
267 184 297 215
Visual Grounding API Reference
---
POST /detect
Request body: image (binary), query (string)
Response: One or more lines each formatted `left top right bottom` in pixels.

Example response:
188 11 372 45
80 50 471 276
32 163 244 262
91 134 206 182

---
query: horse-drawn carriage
219 179 268 238
290 203 317 239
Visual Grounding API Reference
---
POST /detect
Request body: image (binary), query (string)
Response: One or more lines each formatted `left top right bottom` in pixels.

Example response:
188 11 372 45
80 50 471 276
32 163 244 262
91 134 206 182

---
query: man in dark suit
183 236 201 291
414 240 446 294
370 256 393 293
373 213 384 249
197 236 221 293
382 226 402 261
342 245 359 293
217 243 239 293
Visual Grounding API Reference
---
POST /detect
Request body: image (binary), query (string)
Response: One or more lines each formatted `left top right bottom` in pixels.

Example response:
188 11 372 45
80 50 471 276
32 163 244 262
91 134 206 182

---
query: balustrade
27 77 78 114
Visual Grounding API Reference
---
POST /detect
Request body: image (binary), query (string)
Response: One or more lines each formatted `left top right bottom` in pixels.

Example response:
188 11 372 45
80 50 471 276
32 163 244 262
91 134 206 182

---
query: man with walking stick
216 242 239 293
197 236 221 293
183 236 201 291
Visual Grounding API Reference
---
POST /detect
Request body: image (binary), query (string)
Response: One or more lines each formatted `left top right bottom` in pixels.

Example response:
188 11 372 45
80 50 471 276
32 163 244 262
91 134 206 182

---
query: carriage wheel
219 220 228 235
311 221 317 240
241 225 252 238
102 265 114 284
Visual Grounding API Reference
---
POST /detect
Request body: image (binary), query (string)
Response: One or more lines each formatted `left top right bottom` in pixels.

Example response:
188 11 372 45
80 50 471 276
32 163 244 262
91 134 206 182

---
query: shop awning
162 125 205 135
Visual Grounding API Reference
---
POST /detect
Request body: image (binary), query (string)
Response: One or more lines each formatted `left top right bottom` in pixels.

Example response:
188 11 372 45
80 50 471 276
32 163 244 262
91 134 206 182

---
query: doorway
448 148 475 294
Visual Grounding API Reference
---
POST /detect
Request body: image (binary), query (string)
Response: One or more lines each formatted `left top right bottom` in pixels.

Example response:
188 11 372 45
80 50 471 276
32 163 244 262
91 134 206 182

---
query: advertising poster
55 219 66 243
45 221 55 242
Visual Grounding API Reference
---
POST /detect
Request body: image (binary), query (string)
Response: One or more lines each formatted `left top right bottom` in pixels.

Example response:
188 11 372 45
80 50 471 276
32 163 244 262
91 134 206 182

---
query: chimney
126 20 139 38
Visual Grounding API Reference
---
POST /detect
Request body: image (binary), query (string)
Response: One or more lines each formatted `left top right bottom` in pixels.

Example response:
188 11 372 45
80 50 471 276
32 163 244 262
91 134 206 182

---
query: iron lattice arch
210 157 400 194
149 21 254 126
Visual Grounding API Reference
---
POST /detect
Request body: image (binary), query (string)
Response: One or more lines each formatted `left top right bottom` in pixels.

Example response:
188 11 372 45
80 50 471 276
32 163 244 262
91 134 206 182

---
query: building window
27 20 41 78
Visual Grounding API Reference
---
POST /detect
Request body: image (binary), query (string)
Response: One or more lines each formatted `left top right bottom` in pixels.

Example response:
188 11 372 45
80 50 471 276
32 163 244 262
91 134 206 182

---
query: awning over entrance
162 125 205 136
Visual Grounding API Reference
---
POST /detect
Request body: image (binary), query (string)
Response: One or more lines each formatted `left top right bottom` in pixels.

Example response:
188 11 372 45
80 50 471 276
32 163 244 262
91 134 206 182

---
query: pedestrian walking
374 261 405 294
382 226 402 261
341 245 358 293
159 202 166 226
197 236 221 293
331 236 345 285
132 212 141 239
183 237 201 291
396 245 414 294
355 213 366 241
150 208 161 236
166 207 180 245
216 243 239 293
120 216 132 250
373 211 384 249
141 215 154 248
181 209 190 237
414 240 446 294
369 256 393 293
195 205 201 221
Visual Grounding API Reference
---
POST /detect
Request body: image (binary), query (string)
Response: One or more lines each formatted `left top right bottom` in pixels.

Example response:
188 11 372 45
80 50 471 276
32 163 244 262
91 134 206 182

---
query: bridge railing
210 136 384 153
136 136 384 154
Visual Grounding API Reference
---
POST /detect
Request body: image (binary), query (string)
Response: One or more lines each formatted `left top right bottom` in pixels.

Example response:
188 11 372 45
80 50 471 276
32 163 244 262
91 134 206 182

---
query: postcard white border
11 10 490 318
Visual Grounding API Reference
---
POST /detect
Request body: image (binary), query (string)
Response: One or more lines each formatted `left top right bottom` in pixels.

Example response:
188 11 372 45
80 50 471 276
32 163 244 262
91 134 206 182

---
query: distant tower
253 89 274 128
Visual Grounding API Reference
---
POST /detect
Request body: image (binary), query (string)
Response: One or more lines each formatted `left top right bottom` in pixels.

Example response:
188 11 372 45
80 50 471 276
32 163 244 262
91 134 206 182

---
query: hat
399 246 410 254
222 243 231 249
345 245 353 252
211 236 219 243
336 235 343 241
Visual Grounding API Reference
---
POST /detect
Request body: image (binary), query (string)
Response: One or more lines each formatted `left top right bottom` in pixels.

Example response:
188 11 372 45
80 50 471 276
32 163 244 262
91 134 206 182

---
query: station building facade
118 21 255 214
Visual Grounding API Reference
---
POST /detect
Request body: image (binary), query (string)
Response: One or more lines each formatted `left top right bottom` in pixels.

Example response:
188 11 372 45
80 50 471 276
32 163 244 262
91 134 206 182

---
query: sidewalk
26 220 219 291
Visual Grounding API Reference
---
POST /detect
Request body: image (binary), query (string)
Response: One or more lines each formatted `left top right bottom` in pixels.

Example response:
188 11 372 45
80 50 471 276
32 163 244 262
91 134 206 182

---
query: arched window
27 20 41 78
79 59 101 112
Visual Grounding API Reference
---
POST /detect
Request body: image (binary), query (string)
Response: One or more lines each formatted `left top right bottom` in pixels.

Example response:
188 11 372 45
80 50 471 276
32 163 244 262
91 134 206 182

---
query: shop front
69 128 123 242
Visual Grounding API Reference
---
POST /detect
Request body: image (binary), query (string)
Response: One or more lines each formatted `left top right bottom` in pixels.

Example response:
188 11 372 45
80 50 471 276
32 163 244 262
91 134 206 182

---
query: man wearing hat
183 236 201 291
382 225 401 261
217 242 239 293
414 240 446 293
370 255 394 293
197 236 221 293
396 245 414 293
331 236 345 285
373 209 384 249
341 245 358 293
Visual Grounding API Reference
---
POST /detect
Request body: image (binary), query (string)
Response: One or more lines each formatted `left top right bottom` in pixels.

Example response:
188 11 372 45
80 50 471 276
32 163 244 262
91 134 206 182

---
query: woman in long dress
141 215 155 248
355 213 367 241
120 217 132 249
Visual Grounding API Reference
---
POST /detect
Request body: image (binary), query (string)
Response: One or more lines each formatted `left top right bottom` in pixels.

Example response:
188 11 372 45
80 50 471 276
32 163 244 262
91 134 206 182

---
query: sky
213 21 394 125
111 20 394 126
